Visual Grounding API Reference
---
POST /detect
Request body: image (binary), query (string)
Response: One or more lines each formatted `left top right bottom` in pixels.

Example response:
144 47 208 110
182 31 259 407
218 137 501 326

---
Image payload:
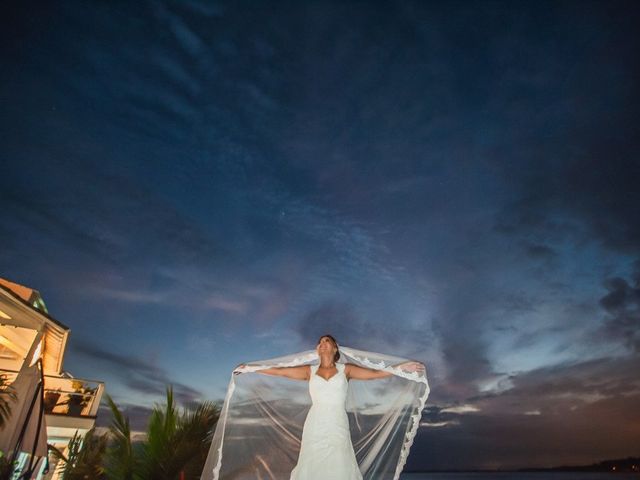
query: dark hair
317 334 340 362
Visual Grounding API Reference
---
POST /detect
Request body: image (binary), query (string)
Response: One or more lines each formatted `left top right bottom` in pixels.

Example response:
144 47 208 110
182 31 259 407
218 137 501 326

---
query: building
0 278 105 479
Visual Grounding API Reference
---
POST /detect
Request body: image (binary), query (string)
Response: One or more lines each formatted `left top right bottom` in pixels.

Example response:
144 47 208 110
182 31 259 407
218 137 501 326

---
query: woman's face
317 336 337 357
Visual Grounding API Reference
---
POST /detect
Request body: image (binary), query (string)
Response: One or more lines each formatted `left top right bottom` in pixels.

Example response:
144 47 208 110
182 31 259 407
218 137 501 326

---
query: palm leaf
140 387 220 480
102 387 220 480
143 387 179 479
174 401 220 479
0 374 17 429
104 394 139 480
49 428 107 479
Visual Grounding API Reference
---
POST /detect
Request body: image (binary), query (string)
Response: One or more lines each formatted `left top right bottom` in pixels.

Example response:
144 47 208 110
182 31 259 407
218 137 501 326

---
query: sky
1 0 639 471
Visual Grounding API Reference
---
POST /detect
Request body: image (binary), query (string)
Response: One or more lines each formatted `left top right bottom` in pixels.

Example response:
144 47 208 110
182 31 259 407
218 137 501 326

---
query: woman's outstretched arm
345 361 425 380
234 364 310 381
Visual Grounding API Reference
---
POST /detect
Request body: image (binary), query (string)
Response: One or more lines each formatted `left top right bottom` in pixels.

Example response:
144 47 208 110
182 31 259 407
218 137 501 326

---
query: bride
236 335 425 480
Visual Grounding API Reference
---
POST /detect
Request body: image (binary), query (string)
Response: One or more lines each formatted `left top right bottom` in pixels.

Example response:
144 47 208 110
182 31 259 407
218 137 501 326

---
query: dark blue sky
1 0 639 470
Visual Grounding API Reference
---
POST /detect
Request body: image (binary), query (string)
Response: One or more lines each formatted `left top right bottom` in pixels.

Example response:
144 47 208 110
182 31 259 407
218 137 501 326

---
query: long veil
200 346 430 480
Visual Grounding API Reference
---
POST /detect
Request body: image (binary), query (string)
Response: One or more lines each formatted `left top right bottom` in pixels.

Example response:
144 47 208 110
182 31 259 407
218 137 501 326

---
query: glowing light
0 309 11 320
30 339 42 366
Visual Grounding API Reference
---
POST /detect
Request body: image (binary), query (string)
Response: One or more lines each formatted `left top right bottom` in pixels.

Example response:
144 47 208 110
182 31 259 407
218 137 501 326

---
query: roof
0 277 70 374
0 278 37 304
0 278 69 330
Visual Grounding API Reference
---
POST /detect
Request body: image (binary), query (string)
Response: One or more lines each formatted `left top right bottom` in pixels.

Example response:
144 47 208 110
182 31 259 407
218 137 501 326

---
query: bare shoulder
293 364 311 378
296 364 311 381
345 363 371 379
344 363 358 377
295 364 312 381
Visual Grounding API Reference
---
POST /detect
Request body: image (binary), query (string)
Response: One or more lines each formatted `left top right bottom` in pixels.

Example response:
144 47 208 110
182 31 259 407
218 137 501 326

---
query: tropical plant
172 399 222 479
1 373 18 480
44 388 63 413
104 394 139 480
106 387 220 480
0 374 17 429
142 387 180 480
64 381 96 416
0 450 18 480
49 428 108 479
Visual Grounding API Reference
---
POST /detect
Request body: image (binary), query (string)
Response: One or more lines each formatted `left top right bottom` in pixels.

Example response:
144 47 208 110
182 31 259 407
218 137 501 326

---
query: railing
43 375 104 418
0 368 104 418
0 369 18 383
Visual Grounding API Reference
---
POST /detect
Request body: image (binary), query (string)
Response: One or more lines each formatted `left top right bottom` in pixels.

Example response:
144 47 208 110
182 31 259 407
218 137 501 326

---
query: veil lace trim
202 346 430 480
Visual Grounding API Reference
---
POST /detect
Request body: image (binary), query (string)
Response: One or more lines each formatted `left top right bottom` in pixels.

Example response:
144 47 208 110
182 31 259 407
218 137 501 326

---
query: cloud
152 2 206 59
72 342 203 405
440 404 480 414
2 0 639 469
89 288 165 305
411 353 640 470
95 402 153 433
294 300 432 356
599 260 640 352
296 301 361 347
487 354 640 409
492 88 640 259
523 243 557 260
0 170 228 272
420 419 460 428
204 294 248 314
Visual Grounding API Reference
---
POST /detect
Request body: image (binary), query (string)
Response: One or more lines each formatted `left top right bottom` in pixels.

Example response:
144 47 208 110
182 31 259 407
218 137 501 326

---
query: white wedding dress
200 346 430 480
290 363 363 480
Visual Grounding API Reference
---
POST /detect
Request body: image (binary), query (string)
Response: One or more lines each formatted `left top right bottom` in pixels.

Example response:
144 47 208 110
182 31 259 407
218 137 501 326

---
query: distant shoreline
405 455 640 474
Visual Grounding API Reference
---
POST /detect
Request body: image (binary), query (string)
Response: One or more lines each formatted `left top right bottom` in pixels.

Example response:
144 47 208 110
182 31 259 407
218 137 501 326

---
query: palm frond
104 394 138 480
51 428 108 480
174 401 220 479
72 428 108 479
0 374 17 429
101 387 220 480
143 386 179 479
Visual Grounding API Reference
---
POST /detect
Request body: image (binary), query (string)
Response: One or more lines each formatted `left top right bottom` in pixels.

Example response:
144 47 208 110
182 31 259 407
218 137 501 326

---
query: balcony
43 376 105 438
1 369 104 439
43 376 104 418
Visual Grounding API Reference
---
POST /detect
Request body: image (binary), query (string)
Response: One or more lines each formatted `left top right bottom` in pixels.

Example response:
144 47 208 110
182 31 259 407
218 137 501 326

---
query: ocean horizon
399 473 639 480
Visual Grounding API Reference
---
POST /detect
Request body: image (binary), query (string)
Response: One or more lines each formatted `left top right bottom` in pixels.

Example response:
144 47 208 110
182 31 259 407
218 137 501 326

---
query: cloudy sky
1 0 639 471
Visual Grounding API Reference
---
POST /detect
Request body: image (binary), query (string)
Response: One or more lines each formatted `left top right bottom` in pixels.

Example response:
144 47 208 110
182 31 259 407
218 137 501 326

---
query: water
400 473 640 480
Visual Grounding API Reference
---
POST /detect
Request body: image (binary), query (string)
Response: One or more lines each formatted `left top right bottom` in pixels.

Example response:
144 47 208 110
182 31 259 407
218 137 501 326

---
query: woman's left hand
397 361 425 374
